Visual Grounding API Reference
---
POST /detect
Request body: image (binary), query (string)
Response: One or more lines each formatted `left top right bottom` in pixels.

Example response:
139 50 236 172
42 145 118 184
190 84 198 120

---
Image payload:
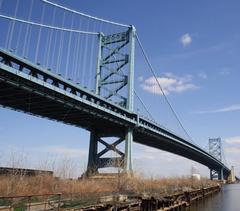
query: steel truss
209 138 222 161
209 138 224 180
95 27 135 109
86 27 136 175
86 130 127 175
210 168 224 180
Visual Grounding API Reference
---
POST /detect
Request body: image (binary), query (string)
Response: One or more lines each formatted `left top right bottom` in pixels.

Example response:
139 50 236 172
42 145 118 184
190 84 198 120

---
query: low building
191 166 201 180
0 167 53 177
192 173 201 180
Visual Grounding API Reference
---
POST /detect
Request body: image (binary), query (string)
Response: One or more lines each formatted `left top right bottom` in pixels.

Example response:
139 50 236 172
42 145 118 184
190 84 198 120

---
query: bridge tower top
209 137 222 161
95 26 136 111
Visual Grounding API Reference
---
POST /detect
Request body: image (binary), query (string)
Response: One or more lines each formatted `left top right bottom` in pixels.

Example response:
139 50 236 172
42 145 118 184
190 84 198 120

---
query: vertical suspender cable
81 19 89 87
5 20 11 49
134 91 155 121
25 25 32 59
88 21 96 89
56 11 65 75
35 4 46 63
23 0 33 57
43 27 50 66
77 23 85 85
46 7 56 67
16 24 23 55
65 14 74 79
73 20 82 83
50 31 57 72
7 0 19 49
71 32 77 81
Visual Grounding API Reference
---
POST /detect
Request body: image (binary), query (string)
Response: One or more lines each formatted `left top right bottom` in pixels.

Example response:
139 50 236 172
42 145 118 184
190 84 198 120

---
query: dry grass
0 175 116 196
0 152 218 197
0 173 218 197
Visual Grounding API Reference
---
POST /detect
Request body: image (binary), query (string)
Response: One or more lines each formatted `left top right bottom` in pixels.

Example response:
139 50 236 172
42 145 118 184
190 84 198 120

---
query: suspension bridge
0 0 237 180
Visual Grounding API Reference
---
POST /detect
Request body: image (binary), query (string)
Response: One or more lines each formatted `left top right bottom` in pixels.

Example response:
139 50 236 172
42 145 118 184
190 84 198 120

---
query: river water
190 184 240 211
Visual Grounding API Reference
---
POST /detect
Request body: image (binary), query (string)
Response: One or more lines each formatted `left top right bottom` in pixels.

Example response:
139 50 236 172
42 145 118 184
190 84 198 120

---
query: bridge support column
85 128 133 176
219 168 224 180
210 169 215 180
86 130 98 175
124 128 133 172
210 169 218 180
210 168 224 180
229 166 236 183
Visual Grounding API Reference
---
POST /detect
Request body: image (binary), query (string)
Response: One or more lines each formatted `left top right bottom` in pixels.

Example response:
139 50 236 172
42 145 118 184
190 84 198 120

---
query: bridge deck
0 48 230 176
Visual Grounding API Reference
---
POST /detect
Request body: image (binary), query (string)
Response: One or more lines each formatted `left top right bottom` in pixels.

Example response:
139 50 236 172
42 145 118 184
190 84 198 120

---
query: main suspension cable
136 33 194 143
0 14 98 35
41 0 130 28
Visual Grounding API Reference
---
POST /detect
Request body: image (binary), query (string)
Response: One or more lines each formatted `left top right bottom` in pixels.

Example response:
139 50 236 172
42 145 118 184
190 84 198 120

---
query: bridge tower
228 166 236 183
209 138 224 180
86 26 136 175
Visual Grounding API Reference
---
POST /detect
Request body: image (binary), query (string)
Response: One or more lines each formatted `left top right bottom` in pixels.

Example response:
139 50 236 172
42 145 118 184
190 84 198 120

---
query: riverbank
0 184 221 210
0 173 222 210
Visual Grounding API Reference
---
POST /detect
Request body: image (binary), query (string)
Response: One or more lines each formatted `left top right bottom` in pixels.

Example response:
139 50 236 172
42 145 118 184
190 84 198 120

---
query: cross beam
86 129 133 175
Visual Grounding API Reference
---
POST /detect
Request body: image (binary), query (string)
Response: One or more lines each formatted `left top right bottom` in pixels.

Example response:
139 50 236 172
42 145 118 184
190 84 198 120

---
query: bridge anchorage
86 26 136 175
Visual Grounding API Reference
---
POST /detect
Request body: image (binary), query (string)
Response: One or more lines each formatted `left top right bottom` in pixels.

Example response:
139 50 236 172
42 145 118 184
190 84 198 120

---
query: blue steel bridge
0 0 236 180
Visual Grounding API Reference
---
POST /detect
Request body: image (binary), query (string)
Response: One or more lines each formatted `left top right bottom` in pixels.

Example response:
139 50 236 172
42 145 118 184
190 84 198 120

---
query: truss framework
209 138 223 180
210 168 223 180
209 138 222 161
95 28 134 109
87 27 135 175
86 130 127 175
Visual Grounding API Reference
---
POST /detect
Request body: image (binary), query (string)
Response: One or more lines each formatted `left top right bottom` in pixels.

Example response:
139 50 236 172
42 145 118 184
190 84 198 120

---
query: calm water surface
190 184 240 211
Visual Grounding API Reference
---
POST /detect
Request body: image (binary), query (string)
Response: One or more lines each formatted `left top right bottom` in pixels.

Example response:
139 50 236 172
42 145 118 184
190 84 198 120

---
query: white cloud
180 33 192 47
198 72 207 79
134 147 184 162
32 145 88 158
225 136 240 145
225 147 240 154
219 68 231 76
196 104 240 114
132 144 210 177
141 73 198 95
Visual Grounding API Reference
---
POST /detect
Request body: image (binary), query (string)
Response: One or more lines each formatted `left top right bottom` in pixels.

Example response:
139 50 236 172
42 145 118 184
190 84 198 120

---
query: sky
0 0 240 178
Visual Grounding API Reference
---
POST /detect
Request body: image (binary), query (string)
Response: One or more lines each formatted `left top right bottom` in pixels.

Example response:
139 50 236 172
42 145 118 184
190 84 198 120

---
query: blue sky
0 0 240 178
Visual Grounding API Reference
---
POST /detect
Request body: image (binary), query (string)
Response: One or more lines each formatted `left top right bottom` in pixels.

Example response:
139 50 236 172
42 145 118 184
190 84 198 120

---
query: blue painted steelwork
96 30 130 107
87 27 136 174
0 48 232 178
209 138 224 180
